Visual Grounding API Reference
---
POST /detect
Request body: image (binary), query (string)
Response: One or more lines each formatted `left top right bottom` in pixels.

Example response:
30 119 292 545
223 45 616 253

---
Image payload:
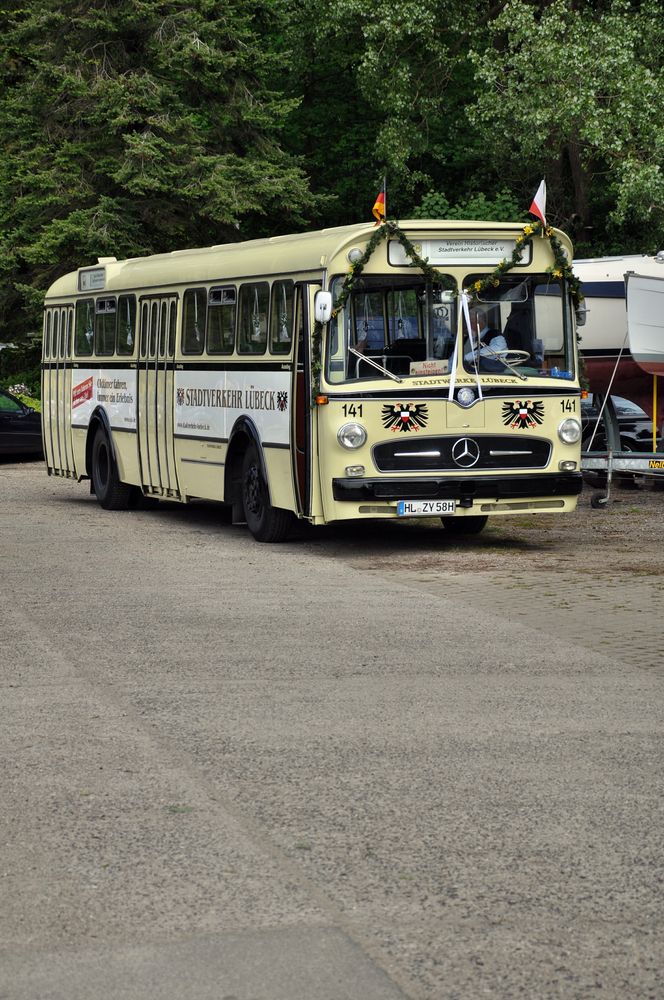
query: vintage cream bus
41 220 583 541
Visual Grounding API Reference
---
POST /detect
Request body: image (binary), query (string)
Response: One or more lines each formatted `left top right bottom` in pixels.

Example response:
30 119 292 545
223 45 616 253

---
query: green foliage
1 0 663 347
413 189 524 222
467 0 664 251
0 0 319 342
0 341 42 397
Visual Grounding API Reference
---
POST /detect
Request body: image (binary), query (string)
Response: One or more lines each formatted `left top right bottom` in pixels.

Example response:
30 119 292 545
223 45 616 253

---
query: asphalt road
1 460 662 1000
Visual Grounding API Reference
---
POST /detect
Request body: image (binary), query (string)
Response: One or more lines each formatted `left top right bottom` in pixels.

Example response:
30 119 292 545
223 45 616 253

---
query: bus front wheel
91 427 133 510
441 514 488 535
241 445 293 542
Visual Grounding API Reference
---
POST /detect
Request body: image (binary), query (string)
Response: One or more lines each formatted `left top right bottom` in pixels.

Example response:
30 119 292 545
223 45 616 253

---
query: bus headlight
558 418 581 444
337 422 367 449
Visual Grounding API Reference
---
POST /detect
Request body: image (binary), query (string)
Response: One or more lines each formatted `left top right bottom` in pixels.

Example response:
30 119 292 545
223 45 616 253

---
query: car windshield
462 273 575 378
325 274 457 383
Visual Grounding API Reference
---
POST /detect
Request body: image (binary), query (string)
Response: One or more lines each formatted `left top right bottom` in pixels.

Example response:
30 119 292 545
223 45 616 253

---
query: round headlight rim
337 421 368 449
558 417 582 444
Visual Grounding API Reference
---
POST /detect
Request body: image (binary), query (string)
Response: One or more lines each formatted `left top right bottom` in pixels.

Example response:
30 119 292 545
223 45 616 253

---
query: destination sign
388 238 529 267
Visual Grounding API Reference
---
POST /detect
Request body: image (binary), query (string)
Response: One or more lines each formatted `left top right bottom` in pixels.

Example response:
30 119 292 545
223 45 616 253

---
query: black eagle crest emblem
381 403 429 433
502 399 545 429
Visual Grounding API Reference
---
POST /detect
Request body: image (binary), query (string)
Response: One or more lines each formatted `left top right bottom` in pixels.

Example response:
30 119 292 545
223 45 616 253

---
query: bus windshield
326 274 457 383
462 273 575 378
326 272 576 383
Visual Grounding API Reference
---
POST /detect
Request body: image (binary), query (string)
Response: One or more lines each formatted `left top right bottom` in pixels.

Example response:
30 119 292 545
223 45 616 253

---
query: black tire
241 444 293 542
91 427 133 510
590 492 608 510
441 514 488 535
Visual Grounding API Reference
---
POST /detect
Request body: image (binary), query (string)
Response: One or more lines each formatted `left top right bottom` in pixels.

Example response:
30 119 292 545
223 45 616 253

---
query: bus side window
183 288 206 354
44 310 52 359
52 310 60 360
75 299 94 356
140 303 149 357
67 308 74 357
168 301 177 356
270 280 294 355
149 302 158 357
59 309 67 359
117 295 136 355
95 298 117 356
238 282 269 354
207 287 236 354
159 301 168 357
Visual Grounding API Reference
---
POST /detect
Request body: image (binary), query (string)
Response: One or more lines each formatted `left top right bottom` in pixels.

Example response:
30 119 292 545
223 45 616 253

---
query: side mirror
314 290 333 324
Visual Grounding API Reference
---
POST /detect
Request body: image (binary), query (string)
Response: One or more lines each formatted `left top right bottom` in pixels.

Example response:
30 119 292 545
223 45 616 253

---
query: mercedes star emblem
451 437 480 468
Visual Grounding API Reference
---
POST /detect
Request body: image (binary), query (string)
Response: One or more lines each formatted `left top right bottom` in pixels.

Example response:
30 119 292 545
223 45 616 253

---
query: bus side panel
173 368 296 508
42 366 56 472
264 447 296 511
174 436 226 501
114 430 141 487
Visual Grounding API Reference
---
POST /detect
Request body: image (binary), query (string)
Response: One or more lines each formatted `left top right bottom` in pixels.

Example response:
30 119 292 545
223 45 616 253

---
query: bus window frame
74 299 95 357
206 285 237 356
94 297 117 357
269 279 295 356
237 281 269 356
117 294 137 356
182 287 207 356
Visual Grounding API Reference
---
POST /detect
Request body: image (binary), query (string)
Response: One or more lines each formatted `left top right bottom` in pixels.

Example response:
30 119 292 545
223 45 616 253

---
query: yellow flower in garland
552 269 563 279
523 224 534 236
473 280 483 292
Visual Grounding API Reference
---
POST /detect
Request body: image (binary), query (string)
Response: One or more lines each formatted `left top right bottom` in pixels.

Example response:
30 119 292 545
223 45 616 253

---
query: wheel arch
224 416 272 509
85 407 115 479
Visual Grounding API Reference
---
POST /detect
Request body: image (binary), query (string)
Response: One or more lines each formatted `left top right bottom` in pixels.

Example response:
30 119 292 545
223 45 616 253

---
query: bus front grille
372 435 551 472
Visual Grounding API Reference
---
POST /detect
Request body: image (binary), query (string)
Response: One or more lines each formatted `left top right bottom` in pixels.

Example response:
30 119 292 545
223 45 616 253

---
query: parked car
0 388 43 456
581 394 655 452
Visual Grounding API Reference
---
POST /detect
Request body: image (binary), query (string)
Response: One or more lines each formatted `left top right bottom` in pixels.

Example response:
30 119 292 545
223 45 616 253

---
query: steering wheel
495 349 531 364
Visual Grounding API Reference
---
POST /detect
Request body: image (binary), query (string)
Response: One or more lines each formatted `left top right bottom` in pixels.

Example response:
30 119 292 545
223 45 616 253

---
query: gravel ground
305 477 664 673
2 459 663 1000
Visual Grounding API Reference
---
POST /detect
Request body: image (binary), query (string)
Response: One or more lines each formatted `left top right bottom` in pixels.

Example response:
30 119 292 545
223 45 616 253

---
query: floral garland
311 218 584 400
468 220 583 309
311 220 454 401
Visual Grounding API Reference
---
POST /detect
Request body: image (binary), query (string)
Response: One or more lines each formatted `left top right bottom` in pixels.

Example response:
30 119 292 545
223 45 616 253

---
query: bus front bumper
332 472 583 503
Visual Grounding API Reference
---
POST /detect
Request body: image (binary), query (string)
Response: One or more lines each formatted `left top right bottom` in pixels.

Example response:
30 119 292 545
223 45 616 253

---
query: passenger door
137 296 180 498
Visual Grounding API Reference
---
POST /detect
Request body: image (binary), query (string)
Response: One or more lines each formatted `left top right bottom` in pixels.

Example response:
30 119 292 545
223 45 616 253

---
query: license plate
397 500 456 517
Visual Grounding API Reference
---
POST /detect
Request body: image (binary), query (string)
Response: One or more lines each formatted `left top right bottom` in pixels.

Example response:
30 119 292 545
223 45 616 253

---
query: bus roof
45 219 571 300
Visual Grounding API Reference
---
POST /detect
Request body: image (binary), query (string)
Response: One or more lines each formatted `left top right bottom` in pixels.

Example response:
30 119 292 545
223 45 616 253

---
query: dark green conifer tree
0 0 318 340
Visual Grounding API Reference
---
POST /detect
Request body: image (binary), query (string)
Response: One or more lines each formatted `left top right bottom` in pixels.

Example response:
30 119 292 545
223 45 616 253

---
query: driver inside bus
464 306 507 371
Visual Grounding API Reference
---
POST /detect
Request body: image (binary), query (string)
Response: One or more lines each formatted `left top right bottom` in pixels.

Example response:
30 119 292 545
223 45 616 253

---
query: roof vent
97 256 117 264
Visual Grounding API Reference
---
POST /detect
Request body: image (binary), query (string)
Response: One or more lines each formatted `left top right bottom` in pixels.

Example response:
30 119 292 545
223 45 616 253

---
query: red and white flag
529 179 547 227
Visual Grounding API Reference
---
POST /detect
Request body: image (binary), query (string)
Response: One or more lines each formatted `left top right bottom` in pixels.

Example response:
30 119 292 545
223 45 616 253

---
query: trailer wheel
590 491 609 510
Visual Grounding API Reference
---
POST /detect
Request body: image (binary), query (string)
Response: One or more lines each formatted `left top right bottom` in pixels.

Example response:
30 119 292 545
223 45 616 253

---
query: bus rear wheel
441 514 488 535
242 445 293 542
91 427 133 510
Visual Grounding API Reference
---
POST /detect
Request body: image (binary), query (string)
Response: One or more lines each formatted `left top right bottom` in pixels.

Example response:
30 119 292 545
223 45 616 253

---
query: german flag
372 187 386 224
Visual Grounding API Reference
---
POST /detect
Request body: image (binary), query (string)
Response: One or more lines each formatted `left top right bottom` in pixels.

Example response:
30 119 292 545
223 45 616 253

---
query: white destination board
389 238 527 267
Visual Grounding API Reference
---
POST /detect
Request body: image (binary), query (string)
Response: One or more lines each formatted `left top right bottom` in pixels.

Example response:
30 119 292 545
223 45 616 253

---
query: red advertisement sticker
72 376 93 409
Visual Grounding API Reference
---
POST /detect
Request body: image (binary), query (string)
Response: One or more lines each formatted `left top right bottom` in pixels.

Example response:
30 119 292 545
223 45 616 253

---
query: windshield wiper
348 347 403 383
